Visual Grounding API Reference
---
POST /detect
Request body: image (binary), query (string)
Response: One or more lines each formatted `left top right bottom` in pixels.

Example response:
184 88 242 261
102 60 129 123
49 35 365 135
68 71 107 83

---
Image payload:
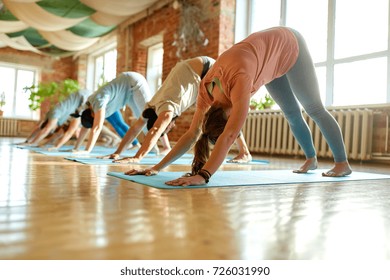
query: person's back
48 89 92 126
146 56 215 118
87 72 151 118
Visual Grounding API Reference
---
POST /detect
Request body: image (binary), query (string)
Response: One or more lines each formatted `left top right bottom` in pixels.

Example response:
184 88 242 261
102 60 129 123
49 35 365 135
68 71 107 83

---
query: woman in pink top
125 27 352 186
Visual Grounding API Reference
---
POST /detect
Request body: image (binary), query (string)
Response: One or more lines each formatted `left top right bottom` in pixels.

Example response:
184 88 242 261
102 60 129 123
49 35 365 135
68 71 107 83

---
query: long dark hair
190 106 227 175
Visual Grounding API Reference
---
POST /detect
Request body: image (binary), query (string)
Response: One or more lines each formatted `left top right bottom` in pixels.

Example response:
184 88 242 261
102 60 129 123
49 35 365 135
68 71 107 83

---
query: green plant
250 94 276 110
0 92 5 109
24 79 79 111
97 73 109 89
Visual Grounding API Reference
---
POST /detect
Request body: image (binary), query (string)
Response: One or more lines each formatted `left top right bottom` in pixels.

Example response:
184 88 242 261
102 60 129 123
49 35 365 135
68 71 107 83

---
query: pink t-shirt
197 27 299 109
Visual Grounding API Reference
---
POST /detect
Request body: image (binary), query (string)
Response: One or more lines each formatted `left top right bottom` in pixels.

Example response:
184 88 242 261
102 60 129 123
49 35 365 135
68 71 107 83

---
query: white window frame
146 42 164 95
235 0 390 106
0 62 40 120
86 41 117 92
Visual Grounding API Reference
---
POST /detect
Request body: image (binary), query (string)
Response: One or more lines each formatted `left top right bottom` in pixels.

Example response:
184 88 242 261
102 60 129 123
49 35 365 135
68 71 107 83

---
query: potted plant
250 93 276 110
24 79 79 111
0 91 5 117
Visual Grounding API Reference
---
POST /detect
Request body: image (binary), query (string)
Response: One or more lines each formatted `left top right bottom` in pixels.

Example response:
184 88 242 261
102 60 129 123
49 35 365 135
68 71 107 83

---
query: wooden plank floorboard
1 137 390 260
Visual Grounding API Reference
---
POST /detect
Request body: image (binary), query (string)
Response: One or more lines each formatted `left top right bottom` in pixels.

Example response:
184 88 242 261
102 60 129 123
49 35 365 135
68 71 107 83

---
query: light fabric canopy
91 12 129 27
4 0 88 31
80 0 158 16
0 0 160 56
0 33 42 53
39 30 100 51
0 19 28 33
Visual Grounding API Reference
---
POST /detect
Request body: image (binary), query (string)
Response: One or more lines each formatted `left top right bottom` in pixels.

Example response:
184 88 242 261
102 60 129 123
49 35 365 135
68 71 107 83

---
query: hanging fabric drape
39 30 99 51
0 0 161 56
3 0 87 31
0 33 42 53
90 12 129 26
80 0 158 16
0 20 28 33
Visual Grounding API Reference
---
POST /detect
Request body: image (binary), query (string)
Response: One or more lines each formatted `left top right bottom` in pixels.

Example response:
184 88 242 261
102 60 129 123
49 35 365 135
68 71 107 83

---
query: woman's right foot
322 162 352 177
293 157 318 173
227 153 252 163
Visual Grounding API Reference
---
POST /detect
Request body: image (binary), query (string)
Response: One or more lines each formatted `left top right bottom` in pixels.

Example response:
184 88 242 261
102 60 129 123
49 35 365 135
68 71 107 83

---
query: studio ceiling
0 0 159 57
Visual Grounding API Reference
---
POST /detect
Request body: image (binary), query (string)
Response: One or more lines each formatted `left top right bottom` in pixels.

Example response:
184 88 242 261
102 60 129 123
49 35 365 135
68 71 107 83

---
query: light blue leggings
265 29 347 162
106 111 139 146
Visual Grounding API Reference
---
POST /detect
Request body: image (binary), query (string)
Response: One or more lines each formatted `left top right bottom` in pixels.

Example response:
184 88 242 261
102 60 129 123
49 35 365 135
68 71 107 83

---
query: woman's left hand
165 175 207 186
113 156 140 163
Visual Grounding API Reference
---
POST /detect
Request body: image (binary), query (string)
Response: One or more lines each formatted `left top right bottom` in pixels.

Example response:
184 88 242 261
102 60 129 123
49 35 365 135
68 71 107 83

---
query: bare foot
322 162 352 177
151 145 159 154
158 148 171 156
227 153 252 163
127 143 141 150
293 157 318 173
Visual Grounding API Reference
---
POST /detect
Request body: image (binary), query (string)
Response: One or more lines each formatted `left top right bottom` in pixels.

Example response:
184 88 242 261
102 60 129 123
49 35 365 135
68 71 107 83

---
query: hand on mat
124 168 158 176
47 147 58 152
165 175 206 187
98 153 119 160
114 156 140 163
72 150 90 155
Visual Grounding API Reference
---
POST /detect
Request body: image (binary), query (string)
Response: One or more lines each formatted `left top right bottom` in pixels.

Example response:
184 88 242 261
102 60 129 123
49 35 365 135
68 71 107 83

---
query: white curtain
80 0 157 16
0 33 42 53
3 0 87 31
1 0 160 53
0 20 28 33
91 12 129 26
39 30 100 51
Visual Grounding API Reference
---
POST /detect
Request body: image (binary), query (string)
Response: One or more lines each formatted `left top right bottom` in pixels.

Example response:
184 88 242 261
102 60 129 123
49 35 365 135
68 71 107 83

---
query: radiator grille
0 118 18 136
243 108 373 160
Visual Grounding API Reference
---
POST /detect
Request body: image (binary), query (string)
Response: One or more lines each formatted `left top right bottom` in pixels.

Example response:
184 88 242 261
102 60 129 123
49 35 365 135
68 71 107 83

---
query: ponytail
190 106 227 175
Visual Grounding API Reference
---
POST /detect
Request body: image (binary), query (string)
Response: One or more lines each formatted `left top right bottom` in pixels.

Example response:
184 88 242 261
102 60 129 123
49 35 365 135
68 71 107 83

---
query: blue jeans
106 111 139 146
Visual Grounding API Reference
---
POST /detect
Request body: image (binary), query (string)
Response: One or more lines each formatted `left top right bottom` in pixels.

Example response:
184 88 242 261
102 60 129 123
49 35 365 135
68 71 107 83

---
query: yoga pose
125 27 352 186
104 56 252 164
22 89 91 147
76 72 168 154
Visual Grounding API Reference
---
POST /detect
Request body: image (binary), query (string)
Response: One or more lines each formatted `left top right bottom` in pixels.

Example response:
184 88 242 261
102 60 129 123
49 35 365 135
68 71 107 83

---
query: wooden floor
1 136 390 260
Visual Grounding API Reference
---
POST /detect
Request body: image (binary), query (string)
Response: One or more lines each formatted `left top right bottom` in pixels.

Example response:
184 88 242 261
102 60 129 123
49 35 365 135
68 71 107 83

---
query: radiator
0 118 18 136
243 108 374 160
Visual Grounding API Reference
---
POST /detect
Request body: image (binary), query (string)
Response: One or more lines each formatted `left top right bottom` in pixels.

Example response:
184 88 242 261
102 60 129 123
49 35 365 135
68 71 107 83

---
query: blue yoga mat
16 145 47 151
37 146 117 157
107 169 390 189
65 156 269 165
17 144 157 158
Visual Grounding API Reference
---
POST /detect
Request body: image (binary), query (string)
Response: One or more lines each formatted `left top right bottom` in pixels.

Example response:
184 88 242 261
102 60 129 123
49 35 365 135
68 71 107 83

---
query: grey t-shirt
88 72 152 118
48 89 91 125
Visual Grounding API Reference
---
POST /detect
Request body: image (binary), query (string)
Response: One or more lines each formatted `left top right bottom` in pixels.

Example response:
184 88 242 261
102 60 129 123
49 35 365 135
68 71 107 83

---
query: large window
87 43 117 92
0 63 39 119
235 0 390 106
147 43 164 94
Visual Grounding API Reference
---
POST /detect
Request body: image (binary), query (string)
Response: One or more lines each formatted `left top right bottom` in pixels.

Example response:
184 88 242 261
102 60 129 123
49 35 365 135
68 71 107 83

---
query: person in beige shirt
105 56 252 164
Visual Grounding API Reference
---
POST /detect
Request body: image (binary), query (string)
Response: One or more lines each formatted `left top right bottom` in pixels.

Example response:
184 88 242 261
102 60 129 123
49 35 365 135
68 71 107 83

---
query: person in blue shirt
22 89 91 146
75 71 169 154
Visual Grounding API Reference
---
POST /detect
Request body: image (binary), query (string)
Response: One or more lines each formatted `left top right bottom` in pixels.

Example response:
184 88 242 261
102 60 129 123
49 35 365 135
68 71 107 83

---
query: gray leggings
265 29 347 162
